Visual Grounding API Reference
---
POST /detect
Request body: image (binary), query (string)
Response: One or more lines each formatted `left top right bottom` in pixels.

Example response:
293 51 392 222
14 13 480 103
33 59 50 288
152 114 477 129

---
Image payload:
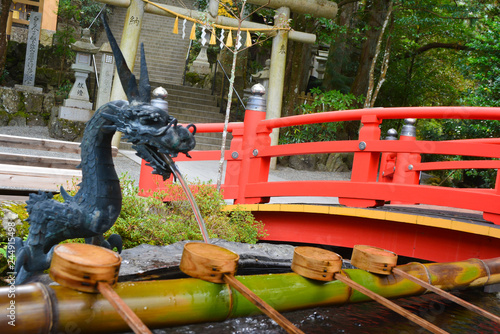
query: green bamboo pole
1 258 499 334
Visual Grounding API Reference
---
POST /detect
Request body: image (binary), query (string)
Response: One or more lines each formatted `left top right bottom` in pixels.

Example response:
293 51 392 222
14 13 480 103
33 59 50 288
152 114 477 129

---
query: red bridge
139 105 500 263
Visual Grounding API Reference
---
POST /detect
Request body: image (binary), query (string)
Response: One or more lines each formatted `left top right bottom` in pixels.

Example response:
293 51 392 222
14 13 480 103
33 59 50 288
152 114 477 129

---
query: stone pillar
95 42 115 109
111 0 146 148
58 29 100 122
267 7 290 169
15 12 42 93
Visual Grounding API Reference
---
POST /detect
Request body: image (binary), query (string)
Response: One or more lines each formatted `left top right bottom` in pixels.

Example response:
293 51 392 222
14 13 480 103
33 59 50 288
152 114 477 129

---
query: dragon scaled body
14 16 196 284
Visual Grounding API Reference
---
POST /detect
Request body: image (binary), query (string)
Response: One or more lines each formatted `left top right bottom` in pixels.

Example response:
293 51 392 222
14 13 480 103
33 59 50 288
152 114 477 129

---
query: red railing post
483 173 500 225
379 128 398 183
223 127 243 189
391 119 421 205
339 114 384 208
233 84 271 204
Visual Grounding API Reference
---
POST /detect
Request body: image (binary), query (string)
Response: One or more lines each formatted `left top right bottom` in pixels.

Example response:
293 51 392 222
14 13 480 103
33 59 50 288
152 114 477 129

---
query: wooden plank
0 164 81 192
0 134 119 156
12 0 41 6
0 152 80 169
0 134 81 154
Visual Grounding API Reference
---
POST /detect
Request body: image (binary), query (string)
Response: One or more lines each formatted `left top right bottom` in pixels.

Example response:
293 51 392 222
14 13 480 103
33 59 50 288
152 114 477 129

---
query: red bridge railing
139 105 500 225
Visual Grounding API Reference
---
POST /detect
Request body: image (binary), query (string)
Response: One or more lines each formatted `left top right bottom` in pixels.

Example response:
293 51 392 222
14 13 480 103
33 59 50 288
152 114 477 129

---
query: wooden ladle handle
97 282 152 334
334 273 448 334
223 275 305 334
393 268 500 325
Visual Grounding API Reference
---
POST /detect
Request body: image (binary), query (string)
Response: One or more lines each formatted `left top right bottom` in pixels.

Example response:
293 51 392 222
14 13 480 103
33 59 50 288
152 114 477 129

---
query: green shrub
279 88 364 144
106 175 267 248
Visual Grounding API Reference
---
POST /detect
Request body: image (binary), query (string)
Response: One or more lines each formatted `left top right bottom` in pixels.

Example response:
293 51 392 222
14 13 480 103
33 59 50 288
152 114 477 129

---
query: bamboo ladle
179 242 305 334
49 243 152 334
291 246 449 334
350 244 500 325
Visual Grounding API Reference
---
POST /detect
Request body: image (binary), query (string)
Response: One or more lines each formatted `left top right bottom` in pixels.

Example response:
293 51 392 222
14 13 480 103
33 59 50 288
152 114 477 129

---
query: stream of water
161 153 211 243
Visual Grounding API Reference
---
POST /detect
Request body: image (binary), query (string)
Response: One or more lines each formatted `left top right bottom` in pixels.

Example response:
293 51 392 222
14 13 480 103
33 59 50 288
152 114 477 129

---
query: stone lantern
58 29 100 122
191 42 211 75
251 59 270 99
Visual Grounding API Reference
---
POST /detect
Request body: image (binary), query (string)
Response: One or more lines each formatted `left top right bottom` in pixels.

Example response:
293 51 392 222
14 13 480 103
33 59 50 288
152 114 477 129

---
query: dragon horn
138 43 151 103
101 14 140 102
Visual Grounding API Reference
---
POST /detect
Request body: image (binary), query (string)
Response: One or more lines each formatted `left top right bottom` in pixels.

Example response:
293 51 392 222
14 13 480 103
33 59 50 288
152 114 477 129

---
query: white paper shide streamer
182 18 187 39
219 28 225 49
201 26 207 46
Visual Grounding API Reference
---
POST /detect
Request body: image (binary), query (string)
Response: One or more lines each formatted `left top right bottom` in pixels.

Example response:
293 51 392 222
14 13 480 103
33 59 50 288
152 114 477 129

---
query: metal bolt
231 151 239 159
252 149 258 157
359 141 367 150
408 164 413 170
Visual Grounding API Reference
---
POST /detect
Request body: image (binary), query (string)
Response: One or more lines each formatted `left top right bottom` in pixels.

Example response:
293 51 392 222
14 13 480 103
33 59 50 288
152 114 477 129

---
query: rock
8 116 26 126
119 239 355 281
1 208 23 231
325 153 353 172
0 86 55 126
48 108 85 141
119 239 296 279
0 87 20 114
288 154 317 171
0 111 8 125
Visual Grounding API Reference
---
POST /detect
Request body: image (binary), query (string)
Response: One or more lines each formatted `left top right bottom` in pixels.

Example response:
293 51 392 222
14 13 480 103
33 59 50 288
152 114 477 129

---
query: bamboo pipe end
291 246 343 281
351 245 398 275
179 242 239 283
49 243 121 293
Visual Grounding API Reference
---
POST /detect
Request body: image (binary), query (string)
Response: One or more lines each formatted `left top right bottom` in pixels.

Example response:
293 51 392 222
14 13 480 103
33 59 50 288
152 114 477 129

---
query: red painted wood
261 107 500 130
244 181 500 220
255 211 500 262
139 106 500 226
339 115 383 207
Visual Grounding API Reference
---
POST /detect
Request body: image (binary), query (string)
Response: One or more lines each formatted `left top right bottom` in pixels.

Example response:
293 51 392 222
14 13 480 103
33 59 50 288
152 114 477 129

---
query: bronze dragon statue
14 16 196 284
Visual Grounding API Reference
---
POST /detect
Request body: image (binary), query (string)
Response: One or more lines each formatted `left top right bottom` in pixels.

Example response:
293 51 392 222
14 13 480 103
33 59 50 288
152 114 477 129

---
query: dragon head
101 15 196 179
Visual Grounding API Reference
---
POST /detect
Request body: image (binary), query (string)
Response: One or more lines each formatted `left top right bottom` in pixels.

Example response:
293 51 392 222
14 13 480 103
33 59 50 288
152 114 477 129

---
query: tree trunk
350 0 392 98
282 13 315 117
0 0 13 76
323 1 359 93
364 1 393 108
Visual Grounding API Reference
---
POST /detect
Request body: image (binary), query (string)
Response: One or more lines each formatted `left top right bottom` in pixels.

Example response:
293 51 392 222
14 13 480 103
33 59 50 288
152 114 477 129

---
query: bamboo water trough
1 246 499 334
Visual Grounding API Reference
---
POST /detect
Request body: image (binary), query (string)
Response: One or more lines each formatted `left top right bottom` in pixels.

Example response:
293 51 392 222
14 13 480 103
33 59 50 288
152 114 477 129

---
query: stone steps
102 0 231 152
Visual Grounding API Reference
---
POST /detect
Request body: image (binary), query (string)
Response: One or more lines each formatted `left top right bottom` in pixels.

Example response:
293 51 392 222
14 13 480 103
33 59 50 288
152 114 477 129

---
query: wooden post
110 0 146 148
267 6 290 170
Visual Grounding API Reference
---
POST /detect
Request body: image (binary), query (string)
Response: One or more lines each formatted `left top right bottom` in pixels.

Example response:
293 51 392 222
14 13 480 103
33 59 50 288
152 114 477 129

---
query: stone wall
9 26 55 46
0 86 55 126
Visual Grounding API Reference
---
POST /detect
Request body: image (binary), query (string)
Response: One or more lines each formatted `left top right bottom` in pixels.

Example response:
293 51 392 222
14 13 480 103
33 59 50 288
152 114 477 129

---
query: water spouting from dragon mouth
160 153 211 244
